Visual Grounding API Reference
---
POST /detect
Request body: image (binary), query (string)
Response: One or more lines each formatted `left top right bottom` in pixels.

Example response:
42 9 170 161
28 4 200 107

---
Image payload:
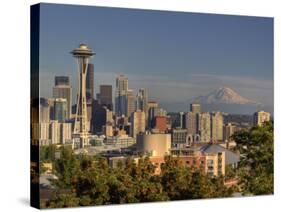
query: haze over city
39 4 273 114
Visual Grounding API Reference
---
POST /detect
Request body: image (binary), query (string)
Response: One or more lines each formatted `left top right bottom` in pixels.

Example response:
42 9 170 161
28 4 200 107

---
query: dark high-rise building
55 76 70 86
86 63 94 102
91 100 112 134
99 85 113 110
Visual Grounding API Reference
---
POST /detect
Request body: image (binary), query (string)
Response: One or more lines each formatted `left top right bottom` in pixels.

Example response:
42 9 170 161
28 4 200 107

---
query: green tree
52 146 80 189
232 121 273 195
160 156 192 200
48 193 79 208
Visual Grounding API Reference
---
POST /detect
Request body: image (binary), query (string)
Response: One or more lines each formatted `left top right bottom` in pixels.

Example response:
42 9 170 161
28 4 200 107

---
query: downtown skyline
38 3 273 113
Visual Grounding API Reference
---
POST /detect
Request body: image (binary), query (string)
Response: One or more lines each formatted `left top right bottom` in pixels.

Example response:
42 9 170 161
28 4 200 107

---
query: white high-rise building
49 120 60 145
200 112 211 143
60 123 72 144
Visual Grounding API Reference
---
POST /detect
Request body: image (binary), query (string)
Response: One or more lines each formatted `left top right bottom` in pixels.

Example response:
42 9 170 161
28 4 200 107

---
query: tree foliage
40 147 234 208
41 120 274 209
232 121 274 195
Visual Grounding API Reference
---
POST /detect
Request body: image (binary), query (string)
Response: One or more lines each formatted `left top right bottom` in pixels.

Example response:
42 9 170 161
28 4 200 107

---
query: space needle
71 43 95 148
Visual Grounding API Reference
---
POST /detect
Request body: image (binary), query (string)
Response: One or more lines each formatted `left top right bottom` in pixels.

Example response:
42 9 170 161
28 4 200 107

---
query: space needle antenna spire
71 43 95 148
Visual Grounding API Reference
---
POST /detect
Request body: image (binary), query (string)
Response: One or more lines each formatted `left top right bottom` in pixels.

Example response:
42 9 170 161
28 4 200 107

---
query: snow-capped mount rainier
190 87 260 105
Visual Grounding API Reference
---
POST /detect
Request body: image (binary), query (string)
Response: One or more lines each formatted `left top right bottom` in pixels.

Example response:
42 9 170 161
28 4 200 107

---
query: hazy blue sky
39 3 273 112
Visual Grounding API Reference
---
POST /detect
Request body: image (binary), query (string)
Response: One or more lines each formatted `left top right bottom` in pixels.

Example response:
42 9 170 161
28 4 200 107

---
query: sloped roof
199 144 240 165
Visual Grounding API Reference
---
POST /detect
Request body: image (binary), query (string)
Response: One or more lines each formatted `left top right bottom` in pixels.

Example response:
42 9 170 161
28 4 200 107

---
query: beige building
211 112 224 142
36 121 72 146
205 151 225 176
223 123 237 142
131 110 145 138
253 110 270 126
149 150 225 176
39 99 50 123
102 123 113 136
190 103 201 113
137 133 171 157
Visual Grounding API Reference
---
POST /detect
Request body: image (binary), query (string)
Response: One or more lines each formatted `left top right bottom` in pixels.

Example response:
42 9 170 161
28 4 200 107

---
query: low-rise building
136 132 171 157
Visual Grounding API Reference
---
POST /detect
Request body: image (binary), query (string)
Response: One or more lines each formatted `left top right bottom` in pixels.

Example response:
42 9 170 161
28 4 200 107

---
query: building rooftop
199 144 240 165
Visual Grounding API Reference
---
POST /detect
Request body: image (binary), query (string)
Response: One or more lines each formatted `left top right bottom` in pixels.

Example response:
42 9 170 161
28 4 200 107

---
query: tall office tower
179 112 184 128
185 112 200 135
55 76 70 86
99 85 113 110
136 88 148 112
115 74 128 117
53 76 72 119
86 63 94 102
147 101 159 128
131 110 145 138
39 98 50 123
92 104 112 134
127 89 135 117
211 112 224 142
253 110 270 126
71 43 95 148
223 123 237 142
190 103 201 113
200 112 211 143
53 98 68 122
